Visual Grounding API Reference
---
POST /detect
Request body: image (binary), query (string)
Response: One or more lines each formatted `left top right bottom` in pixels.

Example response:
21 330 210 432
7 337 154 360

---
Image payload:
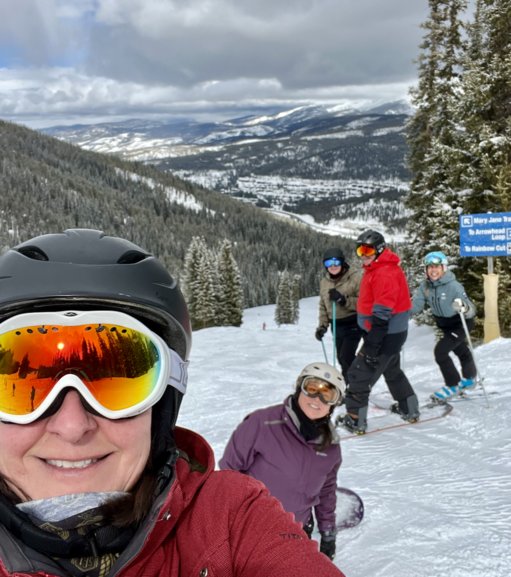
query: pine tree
274 271 301 325
405 0 511 337
194 246 218 330
405 0 468 287
217 239 243 327
290 274 301 324
208 246 225 327
184 236 217 329
183 236 207 326
275 271 291 326
453 0 511 336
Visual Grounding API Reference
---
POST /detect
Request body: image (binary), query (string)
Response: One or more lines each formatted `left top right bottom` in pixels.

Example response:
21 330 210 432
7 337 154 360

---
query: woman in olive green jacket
315 248 363 381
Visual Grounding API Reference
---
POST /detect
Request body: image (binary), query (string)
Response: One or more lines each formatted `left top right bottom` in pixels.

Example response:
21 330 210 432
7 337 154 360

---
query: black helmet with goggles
0 229 191 461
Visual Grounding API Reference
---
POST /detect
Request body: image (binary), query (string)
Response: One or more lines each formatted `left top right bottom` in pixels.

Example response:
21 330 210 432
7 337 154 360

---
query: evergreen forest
405 0 511 338
0 119 352 310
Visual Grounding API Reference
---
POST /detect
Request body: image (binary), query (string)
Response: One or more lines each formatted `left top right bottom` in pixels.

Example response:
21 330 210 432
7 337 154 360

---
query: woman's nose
45 390 98 442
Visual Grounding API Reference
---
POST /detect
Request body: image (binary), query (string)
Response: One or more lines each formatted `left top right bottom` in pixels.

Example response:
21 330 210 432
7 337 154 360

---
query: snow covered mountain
42 100 414 240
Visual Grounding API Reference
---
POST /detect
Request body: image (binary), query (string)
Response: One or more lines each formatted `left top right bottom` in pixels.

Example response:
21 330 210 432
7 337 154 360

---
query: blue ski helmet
423 251 448 267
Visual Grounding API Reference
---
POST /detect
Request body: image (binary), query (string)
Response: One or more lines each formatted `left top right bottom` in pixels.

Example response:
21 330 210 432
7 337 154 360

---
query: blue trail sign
459 212 511 257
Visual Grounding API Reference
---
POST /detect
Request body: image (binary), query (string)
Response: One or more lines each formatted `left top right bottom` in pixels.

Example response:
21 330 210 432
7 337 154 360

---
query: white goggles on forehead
0 310 188 425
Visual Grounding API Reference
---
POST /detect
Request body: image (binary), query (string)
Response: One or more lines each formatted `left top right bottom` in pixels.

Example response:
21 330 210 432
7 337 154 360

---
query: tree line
405 0 511 338
0 119 352 312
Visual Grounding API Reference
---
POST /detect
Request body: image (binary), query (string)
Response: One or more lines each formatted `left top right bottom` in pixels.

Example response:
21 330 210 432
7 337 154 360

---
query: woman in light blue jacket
411 251 477 401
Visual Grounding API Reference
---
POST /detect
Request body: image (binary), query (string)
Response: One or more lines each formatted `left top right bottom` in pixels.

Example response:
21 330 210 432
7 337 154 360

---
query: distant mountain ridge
42 100 413 155
42 100 414 240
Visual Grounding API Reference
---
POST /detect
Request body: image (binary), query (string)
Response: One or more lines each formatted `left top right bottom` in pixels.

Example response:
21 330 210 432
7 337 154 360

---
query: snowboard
335 394 453 439
336 487 364 529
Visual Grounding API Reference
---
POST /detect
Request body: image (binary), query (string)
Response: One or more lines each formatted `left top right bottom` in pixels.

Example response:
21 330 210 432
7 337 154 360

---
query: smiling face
426 264 445 281
327 263 342 275
360 254 377 267
0 391 151 500
297 390 331 420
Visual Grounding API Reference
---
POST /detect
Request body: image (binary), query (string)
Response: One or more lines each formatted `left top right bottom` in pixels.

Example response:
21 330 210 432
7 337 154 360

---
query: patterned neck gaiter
17 493 131 577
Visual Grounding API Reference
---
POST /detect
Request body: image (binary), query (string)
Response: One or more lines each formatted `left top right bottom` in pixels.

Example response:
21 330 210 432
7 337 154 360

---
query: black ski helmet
356 229 386 256
0 228 191 449
322 247 345 264
0 228 191 360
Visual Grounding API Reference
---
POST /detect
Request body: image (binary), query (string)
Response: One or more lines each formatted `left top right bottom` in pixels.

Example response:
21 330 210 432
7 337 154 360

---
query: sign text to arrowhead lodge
459 212 511 257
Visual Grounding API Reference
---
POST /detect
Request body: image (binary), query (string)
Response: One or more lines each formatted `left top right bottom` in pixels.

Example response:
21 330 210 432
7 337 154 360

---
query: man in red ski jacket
337 229 419 434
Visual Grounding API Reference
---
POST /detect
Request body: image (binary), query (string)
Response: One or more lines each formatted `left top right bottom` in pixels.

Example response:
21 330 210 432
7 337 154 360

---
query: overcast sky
0 1 438 128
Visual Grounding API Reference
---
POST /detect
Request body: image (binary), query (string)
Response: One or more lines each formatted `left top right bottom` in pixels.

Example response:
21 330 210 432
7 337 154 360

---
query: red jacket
357 248 411 334
0 427 346 577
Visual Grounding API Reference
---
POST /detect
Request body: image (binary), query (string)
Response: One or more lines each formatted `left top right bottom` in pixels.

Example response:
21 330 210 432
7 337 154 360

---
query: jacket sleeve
229 475 346 576
314 448 342 533
218 413 260 473
372 272 401 318
344 268 362 312
411 283 426 316
318 278 330 327
451 282 476 319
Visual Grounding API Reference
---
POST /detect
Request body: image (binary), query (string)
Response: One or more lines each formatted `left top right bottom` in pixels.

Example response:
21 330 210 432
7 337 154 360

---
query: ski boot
336 407 367 435
459 377 476 393
390 394 420 423
430 385 459 403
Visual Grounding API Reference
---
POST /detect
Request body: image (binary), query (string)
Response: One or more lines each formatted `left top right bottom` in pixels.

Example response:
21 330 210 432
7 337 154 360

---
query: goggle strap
167 348 189 395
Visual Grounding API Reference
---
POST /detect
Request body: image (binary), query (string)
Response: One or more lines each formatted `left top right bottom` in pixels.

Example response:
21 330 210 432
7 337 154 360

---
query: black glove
320 533 336 560
315 326 328 341
364 353 379 369
363 316 388 358
303 516 314 538
328 288 347 306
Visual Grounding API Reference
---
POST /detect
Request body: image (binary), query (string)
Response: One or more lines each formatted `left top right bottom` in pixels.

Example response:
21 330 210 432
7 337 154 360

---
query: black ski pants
435 326 476 388
334 320 363 383
345 331 415 414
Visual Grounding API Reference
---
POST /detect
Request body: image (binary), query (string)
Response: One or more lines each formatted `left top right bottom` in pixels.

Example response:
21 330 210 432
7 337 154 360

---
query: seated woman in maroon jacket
220 362 345 561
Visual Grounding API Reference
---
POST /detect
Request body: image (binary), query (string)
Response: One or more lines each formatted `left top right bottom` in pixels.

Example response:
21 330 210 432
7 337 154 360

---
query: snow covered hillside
178 296 510 577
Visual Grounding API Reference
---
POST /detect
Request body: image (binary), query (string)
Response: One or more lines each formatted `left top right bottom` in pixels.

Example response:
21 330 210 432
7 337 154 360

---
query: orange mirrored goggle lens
356 244 377 258
301 378 339 405
0 323 162 418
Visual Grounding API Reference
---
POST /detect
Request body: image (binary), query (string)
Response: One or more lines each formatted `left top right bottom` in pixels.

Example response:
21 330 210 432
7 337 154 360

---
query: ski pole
458 311 490 408
332 301 337 368
320 339 329 363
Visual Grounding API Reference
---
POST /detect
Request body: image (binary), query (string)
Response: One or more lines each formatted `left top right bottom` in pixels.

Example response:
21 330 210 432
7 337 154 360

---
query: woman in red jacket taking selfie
0 229 346 577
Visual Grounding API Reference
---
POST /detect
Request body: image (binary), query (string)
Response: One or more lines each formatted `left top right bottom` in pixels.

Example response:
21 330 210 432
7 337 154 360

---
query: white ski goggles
0 310 188 425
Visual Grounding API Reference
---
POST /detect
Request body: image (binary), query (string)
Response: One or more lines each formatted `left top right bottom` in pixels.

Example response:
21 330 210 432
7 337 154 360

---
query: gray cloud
0 0 439 126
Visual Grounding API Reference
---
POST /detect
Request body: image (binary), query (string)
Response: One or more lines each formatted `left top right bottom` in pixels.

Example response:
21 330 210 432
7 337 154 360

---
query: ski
431 389 498 403
336 487 364 529
336 395 452 439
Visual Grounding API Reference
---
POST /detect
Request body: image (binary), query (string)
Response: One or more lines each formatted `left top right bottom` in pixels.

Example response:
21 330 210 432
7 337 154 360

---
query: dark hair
293 387 336 452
